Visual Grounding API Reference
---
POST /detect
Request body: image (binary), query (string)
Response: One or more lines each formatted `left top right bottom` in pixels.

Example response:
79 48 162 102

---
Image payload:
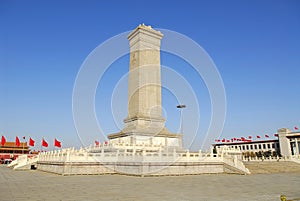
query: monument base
108 134 182 148
108 129 183 148
108 116 183 148
36 145 250 176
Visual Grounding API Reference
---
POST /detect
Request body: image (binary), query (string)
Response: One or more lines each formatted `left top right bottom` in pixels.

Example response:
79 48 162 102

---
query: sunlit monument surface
10 24 250 176
108 24 182 148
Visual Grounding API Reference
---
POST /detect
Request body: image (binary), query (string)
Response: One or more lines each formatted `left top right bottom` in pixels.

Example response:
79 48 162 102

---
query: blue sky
1 0 299 150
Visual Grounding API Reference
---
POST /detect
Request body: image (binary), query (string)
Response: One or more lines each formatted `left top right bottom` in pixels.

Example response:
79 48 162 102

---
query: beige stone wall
37 161 225 176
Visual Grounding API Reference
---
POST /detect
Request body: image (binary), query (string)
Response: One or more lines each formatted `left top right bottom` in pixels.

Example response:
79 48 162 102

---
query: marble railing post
101 148 104 158
116 150 119 160
173 148 176 161
159 148 162 161
142 149 146 157
186 150 190 161
66 150 70 162
84 151 88 160
234 155 238 167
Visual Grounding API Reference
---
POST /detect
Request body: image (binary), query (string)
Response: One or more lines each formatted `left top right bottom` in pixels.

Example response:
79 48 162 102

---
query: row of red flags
216 126 299 143
215 134 275 143
94 140 108 146
0 136 61 148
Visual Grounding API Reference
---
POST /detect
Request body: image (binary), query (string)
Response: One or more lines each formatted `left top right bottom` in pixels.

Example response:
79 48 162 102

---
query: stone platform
36 144 249 176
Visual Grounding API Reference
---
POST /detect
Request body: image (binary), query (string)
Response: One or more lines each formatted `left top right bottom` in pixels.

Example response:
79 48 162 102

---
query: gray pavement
0 165 299 201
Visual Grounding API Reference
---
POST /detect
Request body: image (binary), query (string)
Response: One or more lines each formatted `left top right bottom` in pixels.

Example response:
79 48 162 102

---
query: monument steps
244 161 300 174
223 163 249 175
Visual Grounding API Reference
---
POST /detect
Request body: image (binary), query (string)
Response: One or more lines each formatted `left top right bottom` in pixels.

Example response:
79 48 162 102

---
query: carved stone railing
36 145 250 174
242 155 300 163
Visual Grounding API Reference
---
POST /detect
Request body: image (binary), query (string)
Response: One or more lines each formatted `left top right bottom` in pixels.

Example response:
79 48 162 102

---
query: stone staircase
8 155 38 170
244 161 300 174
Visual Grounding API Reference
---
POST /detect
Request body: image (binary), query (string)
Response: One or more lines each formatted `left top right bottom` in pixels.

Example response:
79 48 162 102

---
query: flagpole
28 136 30 154
13 137 15 160
22 137 25 155
41 137 43 153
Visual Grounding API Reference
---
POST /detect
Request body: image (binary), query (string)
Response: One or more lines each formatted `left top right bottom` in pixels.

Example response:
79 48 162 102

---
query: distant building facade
0 142 30 160
214 128 300 157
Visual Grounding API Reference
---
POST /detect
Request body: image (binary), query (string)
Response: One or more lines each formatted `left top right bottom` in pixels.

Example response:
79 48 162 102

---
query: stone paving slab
0 165 299 201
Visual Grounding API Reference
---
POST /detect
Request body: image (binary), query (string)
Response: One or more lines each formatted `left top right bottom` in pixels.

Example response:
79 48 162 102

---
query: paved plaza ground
0 165 299 201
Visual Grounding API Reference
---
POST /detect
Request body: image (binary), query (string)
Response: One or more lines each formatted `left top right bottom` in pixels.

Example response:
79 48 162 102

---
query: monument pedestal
109 116 182 147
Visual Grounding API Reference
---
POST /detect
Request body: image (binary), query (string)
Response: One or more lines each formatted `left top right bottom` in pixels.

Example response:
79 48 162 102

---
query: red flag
233 138 237 141
295 127 299 130
221 139 226 142
274 133 278 137
256 135 261 139
241 137 246 141
104 141 108 145
95 140 100 146
1 135 6 146
248 136 252 139
42 138 48 147
54 138 61 148
226 140 230 143
15 136 20 147
29 137 35 146
265 134 269 138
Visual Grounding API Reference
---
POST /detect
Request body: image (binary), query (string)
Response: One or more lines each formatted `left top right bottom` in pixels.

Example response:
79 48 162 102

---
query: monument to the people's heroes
35 24 249 176
108 24 183 148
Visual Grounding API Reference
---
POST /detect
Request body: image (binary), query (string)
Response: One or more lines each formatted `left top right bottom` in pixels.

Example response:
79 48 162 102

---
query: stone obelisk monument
108 24 182 148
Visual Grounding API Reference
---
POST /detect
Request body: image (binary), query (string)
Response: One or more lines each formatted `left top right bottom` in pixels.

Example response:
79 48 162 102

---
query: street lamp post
176 104 186 135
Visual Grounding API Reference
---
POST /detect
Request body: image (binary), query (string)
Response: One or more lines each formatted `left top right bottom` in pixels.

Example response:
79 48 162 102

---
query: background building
0 142 30 160
214 128 300 158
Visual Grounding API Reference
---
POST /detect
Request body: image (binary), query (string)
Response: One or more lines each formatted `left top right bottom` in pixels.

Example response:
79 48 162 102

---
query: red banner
15 136 20 147
54 138 61 148
42 139 48 147
1 136 6 146
29 137 35 146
